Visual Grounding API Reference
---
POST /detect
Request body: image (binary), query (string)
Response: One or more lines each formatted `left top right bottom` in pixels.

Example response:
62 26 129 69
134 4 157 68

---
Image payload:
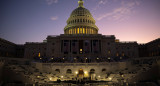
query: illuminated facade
0 0 160 85
24 0 139 59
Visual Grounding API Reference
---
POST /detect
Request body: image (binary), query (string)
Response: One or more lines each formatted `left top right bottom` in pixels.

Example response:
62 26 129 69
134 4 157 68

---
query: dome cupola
64 0 99 35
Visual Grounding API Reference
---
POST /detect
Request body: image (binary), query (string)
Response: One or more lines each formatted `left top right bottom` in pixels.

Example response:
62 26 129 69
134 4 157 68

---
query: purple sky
0 0 160 44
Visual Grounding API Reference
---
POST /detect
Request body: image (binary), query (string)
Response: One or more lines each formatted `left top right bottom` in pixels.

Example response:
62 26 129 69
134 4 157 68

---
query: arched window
55 69 60 73
102 68 106 72
90 69 95 74
66 69 72 74
75 19 76 23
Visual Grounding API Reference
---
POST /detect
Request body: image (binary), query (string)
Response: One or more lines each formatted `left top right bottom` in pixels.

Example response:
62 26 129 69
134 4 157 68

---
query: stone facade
0 38 24 58
24 34 139 60
139 38 160 57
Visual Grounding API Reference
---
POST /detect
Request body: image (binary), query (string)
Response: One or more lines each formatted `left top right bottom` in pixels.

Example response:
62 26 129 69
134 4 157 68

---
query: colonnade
64 27 97 34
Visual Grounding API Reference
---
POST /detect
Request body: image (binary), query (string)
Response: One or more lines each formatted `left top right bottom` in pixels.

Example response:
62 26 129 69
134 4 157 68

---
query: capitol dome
64 0 99 34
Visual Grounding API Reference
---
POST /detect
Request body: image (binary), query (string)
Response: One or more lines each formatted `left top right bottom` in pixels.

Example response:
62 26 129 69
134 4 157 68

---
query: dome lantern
78 0 84 8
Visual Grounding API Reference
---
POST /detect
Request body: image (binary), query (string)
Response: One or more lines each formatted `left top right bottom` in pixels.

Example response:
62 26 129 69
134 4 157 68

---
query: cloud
46 0 58 5
51 16 58 20
95 0 141 21
92 0 108 11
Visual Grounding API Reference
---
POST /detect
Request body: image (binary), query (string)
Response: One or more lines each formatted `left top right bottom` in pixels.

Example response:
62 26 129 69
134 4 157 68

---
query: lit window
108 50 111 54
86 28 87 34
80 28 82 34
71 29 72 34
115 39 119 42
122 53 124 56
38 53 40 57
83 28 85 34
69 29 71 34
91 29 93 34
75 28 76 34
77 28 79 34
116 53 119 56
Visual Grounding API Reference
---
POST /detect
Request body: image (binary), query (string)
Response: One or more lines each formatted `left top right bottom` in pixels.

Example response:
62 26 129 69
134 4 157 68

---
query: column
70 40 72 53
90 40 92 53
75 27 76 34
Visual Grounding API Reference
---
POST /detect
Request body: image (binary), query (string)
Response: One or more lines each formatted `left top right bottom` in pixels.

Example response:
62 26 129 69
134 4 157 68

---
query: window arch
66 69 72 74
55 69 60 73
102 68 106 72
80 19 82 22
90 69 95 74
75 19 76 23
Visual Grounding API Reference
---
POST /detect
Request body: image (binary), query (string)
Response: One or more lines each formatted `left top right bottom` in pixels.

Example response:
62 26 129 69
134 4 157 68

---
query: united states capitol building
0 0 160 86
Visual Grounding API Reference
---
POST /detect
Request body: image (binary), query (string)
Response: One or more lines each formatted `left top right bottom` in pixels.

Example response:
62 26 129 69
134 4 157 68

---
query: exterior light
108 57 110 59
61 76 63 78
75 71 78 74
49 77 52 80
74 58 76 60
63 58 64 60
40 58 42 60
98 75 100 78
84 71 87 74
86 58 87 59
121 75 124 77
109 77 112 80
97 58 99 59
37 76 40 78
51 58 53 60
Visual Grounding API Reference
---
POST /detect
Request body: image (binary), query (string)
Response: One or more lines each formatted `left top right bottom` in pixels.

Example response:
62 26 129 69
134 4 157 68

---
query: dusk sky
0 0 160 44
